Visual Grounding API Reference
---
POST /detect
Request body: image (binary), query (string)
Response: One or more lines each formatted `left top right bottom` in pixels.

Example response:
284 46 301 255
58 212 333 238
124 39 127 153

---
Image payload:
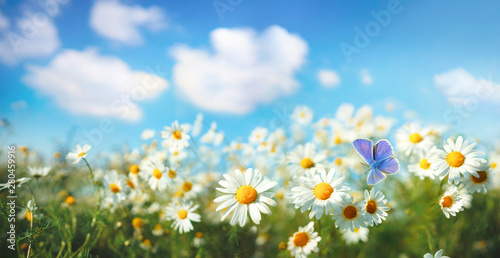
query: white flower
140 129 156 140
200 122 224 146
291 106 313 125
139 156 171 191
28 166 51 178
102 170 128 208
423 249 450 258
439 186 464 218
248 127 268 145
288 168 351 219
461 164 491 194
408 146 438 180
165 201 201 234
429 136 487 184
287 222 321 258
332 197 368 232
396 123 435 156
342 227 369 245
361 188 390 226
288 143 327 176
214 168 277 226
161 121 191 150
66 144 91 164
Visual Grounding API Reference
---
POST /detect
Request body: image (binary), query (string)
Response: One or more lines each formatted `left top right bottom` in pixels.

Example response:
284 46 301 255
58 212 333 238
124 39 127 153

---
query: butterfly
352 139 400 185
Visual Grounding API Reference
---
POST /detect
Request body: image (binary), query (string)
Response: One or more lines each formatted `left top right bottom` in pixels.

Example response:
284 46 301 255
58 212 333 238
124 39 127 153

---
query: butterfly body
352 139 400 185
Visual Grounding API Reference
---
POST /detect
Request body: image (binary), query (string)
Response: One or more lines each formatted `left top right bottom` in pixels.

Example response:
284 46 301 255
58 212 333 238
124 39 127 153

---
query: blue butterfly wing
367 168 386 185
353 139 374 165
374 139 394 162
378 157 400 174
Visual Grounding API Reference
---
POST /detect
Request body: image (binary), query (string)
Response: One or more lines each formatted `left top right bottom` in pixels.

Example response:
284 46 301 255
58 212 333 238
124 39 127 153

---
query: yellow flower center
343 205 358 219
77 152 86 158
313 182 333 200
293 232 309 247
168 170 177 178
441 196 453 208
26 211 32 222
334 136 342 145
154 224 163 231
278 242 286 250
132 217 144 229
235 185 258 204
409 133 423 144
419 159 431 170
129 164 140 174
366 200 377 214
446 151 465 168
183 182 193 192
172 130 182 140
300 158 315 169
142 239 151 248
65 196 76 205
195 232 204 238
491 162 497 169
126 179 135 189
153 169 163 179
471 171 487 184
299 112 306 118
177 209 188 219
354 228 360 233
334 157 343 166
109 183 120 193
276 191 284 200
176 190 184 197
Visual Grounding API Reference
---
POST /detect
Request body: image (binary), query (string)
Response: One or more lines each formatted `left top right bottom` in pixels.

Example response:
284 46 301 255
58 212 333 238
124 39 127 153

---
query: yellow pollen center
183 182 193 192
132 217 143 228
154 224 162 231
491 162 497 169
446 151 465 168
419 159 431 170
354 228 360 233
366 200 377 214
313 182 334 200
153 169 163 179
409 133 423 144
26 211 32 222
109 183 120 193
442 196 453 208
129 164 140 174
334 136 342 145
343 205 358 219
127 179 135 189
335 157 343 166
65 196 76 205
178 209 188 219
471 171 487 183
77 152 86 158
299 112 306 118
293 232 309 247
235 185 258 204
168 170 177 178
172 130 182 140
300 158 315 169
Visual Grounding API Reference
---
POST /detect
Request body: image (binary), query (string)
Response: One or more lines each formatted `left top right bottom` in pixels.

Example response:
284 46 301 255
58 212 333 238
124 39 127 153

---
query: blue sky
1 0 500 156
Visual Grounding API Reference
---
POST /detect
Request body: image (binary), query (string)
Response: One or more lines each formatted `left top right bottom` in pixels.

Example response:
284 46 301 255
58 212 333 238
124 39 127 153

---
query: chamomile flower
200 122 224 146
423 249 450 258
332 197 368 232
28 166 51 178
342 227 369 245
102 170 128 207
408 146 438 180
161 121 191 150
214 168 277 226
291 106 313 125
66 144 91 164
139 157 171 191
287 222 321 258
165 201 201 234
429 136 487 184
288 143 327 176
249 127 268 145
288 168 351 219
461 165 491 194
361 188 390 226
396 123 435 156
439 186 464 218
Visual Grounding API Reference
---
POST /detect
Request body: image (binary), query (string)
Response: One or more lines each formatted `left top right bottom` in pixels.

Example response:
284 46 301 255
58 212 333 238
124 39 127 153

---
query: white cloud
170 25 308 114
434 68 500 105
90 0 166 45
317 69 340 88
360 68 373 85
22 48 169 121
0 12 60 65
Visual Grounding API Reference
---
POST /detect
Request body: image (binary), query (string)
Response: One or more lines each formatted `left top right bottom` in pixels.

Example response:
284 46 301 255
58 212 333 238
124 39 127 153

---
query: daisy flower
288 143 327 176
161 121 191 150
248 127 268 145
66 144 91 164
342 227 369 245
102 170 128 207
395 123 435 156
214 168 277 226
291 105 313 125
287 222 321 258
288 168 351 219
165 201 201 234
332 197 368 232
28 166 51 178
423 249 450 258
429 136 487 184
439 186 464 218
461 164 491 194
139 157 171 191
408 146 438 180
361 188 390 226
